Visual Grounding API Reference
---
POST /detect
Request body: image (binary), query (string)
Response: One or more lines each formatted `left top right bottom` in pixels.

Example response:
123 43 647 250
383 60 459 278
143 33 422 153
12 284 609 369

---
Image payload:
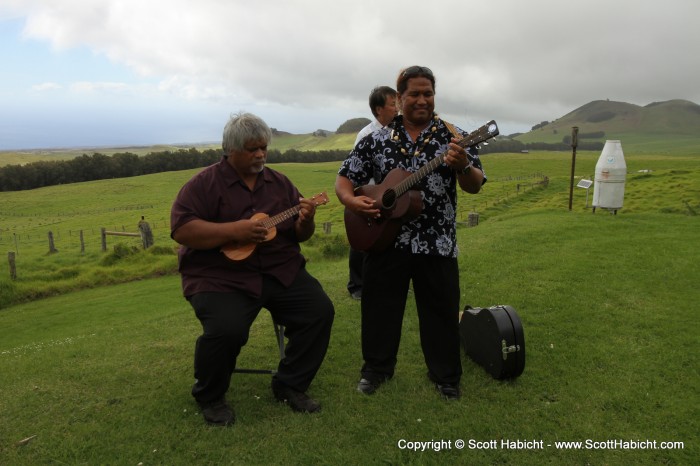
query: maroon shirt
170 158 306 298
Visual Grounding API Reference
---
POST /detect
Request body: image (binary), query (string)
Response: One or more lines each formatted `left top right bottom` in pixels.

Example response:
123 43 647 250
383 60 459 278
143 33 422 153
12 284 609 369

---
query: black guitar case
459 305 525 379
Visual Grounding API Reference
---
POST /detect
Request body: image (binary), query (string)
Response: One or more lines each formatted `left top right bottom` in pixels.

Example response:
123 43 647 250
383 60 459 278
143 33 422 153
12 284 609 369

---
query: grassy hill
2 99 698 168
0 150 698 464
1 152 698 464
0 150 698 309
515 99 700 154
270 131 357 152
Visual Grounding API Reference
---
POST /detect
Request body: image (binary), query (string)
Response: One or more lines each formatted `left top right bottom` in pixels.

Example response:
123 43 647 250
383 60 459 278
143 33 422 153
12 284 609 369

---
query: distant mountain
515 99 700 150
268 101 700 155
4 100 696 166
271 128 292 136
336 118 371 134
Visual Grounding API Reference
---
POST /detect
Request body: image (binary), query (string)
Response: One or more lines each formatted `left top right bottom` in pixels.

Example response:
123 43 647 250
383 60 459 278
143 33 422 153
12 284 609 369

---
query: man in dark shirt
347 85 398 300
335 66 486 400
171 112 334 426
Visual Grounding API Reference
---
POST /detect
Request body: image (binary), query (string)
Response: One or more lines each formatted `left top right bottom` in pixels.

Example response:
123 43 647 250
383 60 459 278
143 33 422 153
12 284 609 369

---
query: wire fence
456 172 549 220
1 221 171 257
0 204 156 219
1 173 550 258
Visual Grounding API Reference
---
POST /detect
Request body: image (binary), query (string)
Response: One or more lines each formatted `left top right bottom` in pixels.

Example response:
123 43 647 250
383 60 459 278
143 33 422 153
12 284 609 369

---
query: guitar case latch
501 339 521 360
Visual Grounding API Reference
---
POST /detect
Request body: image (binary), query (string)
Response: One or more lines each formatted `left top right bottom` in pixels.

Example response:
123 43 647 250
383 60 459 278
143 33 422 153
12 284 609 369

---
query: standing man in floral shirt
335 66 486 400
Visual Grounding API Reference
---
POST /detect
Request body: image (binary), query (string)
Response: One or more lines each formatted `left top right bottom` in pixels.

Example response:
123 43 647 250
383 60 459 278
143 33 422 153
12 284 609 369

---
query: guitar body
220 212 277 261
220 192 329 261
342 120 499 252
344 168 423 252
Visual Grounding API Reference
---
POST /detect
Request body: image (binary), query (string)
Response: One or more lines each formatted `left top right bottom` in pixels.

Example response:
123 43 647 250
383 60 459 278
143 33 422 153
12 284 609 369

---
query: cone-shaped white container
592 140 626 212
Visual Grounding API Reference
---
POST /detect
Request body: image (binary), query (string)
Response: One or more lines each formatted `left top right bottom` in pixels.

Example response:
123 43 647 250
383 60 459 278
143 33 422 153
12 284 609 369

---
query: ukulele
344 120 499 252
221 192 329 261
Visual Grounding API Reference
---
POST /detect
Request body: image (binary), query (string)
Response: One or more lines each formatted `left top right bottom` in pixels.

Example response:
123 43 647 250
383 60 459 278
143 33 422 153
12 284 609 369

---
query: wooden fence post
138 217 154 249
101 225 145 251
8 251 17 280
48 231 58 253
79 230 85 254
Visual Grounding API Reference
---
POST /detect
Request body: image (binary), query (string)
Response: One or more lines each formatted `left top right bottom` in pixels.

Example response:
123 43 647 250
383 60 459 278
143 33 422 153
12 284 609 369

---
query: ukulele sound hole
381 189 397 209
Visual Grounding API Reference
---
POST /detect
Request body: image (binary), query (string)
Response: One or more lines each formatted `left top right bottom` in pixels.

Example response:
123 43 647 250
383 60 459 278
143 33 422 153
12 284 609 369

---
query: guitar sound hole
381 190 396 209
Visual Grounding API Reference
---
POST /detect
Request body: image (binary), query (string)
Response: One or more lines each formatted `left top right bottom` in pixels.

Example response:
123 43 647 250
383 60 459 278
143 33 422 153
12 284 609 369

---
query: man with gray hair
171 112 335 426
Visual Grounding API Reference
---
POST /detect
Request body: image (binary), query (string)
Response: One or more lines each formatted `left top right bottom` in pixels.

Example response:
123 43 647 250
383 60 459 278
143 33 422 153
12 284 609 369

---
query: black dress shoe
272 380 321 413
197 399 235 426
357 376 389 395
435 383 461 400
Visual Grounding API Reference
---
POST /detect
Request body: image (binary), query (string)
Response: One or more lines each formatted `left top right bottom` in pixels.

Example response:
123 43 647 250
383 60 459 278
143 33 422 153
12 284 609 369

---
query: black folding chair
233 315 286 375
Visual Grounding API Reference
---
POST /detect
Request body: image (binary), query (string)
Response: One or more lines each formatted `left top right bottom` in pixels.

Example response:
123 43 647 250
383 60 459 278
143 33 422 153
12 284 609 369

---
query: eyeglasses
401 66 433 77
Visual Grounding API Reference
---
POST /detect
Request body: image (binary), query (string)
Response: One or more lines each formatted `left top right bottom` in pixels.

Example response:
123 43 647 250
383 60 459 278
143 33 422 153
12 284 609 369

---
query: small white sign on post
577 179 593 207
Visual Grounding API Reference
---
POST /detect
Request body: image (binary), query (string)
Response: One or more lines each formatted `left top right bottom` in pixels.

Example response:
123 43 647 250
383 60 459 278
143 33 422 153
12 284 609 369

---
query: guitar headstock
459 120 499 148
310 192 330 205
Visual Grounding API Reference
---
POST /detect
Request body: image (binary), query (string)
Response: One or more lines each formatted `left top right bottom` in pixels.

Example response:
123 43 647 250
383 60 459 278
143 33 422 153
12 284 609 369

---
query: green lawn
0 151 698 465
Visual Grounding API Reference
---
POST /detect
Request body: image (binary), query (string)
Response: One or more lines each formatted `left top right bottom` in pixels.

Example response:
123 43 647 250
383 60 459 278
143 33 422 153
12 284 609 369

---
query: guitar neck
262 205 302 229
391 120 498 197
259 192 329 228
393 154 445 197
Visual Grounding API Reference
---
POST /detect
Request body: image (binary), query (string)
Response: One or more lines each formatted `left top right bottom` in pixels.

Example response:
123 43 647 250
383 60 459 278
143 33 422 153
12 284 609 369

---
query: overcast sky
1 0 698 150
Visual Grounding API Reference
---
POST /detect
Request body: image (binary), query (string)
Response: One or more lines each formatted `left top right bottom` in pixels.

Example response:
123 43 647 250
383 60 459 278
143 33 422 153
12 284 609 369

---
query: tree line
0 148 349 192
0 140 601 192
483 138 604 153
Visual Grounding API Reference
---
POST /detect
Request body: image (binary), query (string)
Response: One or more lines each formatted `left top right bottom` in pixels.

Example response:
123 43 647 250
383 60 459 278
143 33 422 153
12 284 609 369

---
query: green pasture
0 150 699 464
516 132 700 156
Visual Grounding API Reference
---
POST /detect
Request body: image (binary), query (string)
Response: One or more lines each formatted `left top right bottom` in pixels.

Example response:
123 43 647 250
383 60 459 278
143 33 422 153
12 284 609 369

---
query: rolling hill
514 99 700 154
270 99 699 155
1 100 698 168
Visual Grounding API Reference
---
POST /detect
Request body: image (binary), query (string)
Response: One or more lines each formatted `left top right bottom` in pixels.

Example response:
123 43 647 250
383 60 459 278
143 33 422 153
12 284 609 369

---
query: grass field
0 149 698 465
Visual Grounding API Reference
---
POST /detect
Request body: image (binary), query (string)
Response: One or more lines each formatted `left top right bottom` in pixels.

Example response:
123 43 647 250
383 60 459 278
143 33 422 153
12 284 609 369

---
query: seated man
170 112 335 426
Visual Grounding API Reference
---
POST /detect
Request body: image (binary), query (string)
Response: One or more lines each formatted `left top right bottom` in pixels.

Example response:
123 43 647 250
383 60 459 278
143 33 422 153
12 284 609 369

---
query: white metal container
592 140 626 212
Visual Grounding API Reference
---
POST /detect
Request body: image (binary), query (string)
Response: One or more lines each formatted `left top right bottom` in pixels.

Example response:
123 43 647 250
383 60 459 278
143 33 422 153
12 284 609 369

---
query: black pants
360 248 462 385
188 268 335 404
347 247 365 294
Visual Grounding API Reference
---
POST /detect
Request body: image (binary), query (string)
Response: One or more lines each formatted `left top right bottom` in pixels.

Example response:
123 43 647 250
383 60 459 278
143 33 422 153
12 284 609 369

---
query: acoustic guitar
344 120 499 252
221 192 329 261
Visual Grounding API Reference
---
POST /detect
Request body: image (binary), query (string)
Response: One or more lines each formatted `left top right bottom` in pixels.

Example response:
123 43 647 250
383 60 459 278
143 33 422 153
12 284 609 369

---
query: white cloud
31 82 62 91
69 81 129 94
1 0 699 148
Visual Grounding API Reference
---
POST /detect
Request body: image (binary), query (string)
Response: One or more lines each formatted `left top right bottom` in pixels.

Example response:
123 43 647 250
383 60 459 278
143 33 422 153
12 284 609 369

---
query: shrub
586 111 615 123
319 234 349 259
100 243 141 266
148 245 178 256
302 234 349 260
